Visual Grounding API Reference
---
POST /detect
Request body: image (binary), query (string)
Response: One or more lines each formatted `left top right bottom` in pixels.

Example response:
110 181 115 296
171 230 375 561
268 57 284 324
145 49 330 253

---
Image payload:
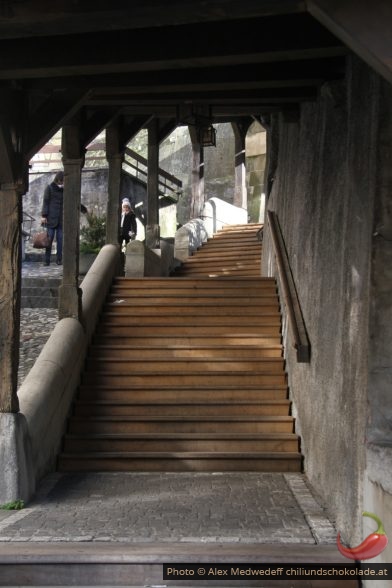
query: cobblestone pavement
18 262 61 387
0 473 336 544
13 262 337 548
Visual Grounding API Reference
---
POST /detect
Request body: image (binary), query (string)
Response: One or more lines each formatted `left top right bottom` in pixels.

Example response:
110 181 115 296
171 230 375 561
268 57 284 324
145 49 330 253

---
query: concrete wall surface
4 245 122 503
201 197 248 236
262 54 392 560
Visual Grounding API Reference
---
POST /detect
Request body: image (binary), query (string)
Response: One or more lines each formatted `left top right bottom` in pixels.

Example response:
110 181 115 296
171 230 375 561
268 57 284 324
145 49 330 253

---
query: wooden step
58 224 301 475
189 247 261 257
68 416 294 434
108 290 279 308
174 270 262 277
73 399 291 417
190 248 261 257
95 324 282 336
103 304 280 315
88 344 283 359
81 372 287 387
100 314 281 326
58 451 302 472
77 386 289 402
85 358 285 373
92 334 283 346
63 432 299 453
112 276 275 286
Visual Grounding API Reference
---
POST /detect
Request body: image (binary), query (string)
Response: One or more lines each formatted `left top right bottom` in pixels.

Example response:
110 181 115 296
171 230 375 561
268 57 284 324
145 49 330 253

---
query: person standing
40 171 64 266
120 198 137 244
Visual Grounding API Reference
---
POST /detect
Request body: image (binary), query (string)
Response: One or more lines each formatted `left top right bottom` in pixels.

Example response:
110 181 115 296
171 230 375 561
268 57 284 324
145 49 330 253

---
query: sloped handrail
124 147 182 200
267 210 310 363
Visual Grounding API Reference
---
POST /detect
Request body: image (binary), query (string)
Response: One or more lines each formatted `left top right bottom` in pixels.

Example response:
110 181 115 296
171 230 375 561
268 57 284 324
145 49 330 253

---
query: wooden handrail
267 210 310 363
125 147 182 188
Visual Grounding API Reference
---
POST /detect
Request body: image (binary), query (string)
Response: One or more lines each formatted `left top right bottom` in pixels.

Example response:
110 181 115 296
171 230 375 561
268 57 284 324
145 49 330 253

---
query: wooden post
0 182 23 413
232 122 248 210
58 123 84 320
189 126 205 219
146 118 160 248
106 125 124 246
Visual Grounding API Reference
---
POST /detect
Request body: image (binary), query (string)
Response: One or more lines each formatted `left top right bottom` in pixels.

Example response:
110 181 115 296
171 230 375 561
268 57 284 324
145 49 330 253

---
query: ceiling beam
308 0 392 86
0 14 346 79
22 57 346 92
0 1 306 39
26 89 91 159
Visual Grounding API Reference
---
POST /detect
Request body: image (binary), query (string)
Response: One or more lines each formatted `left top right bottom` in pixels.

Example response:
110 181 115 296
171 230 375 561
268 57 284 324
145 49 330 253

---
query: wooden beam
308 0 392 85
80 108 122 149
120 115 153 149
24 57 345 91
0 182 21 413
0 14 346 79
0 1 306 39
26 89 91 159
158 119 177 144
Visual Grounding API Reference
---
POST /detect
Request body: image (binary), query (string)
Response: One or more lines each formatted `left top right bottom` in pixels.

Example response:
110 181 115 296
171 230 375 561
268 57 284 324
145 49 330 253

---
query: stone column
58 124 84 320
106 125 124 245
189 126 205 219
0 182 22 414
146 119 160 248
232 122 248 209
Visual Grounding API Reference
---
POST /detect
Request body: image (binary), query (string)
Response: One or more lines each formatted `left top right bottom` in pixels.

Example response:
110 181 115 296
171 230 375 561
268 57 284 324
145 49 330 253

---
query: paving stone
0 472 337 545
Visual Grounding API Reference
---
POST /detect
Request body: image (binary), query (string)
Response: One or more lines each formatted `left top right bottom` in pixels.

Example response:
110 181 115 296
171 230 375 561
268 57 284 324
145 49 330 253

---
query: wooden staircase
58 223 301 472
172 222 263 277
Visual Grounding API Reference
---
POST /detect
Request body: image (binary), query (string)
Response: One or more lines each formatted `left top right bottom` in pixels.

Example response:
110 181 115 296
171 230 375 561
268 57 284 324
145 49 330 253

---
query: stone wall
262 54 392 558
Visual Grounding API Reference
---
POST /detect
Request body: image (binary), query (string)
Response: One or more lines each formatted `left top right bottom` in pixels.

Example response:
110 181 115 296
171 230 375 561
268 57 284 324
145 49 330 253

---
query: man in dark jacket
41 171 64 266
120 198 137 244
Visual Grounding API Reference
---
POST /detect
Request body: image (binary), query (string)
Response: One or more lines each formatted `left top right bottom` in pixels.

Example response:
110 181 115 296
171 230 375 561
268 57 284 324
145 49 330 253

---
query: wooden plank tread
60 451 301 459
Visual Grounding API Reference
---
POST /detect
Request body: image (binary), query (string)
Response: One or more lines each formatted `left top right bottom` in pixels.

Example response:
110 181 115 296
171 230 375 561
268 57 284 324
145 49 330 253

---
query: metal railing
267 210 310 363
123 147 182 201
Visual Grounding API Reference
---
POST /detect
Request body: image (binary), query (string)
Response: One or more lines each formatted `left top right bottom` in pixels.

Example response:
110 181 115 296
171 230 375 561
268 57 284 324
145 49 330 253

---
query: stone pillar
58 124 84 321
189 126 205 219
146 119 160 248
106 125 124 245
232 122 248 209
0 182 22 414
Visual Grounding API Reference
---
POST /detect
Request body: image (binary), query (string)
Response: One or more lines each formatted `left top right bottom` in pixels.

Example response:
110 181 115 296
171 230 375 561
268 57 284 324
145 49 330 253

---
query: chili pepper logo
337 511 388 560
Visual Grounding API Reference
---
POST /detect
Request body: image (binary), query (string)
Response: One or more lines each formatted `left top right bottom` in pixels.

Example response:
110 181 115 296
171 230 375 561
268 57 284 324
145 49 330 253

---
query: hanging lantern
199 124 216 147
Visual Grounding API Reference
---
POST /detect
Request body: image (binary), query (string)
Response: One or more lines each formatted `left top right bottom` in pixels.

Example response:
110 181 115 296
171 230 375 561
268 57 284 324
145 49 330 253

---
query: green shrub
80 212 106 254
0 500 24 510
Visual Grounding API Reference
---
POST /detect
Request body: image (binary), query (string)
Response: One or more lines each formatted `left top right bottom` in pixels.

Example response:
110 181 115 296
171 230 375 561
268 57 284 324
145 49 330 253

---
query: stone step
21 295 59 309
21 276 61 308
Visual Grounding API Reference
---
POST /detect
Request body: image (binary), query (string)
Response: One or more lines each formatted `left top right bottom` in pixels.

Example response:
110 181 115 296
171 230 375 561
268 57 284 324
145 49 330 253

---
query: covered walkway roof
0 0 351 159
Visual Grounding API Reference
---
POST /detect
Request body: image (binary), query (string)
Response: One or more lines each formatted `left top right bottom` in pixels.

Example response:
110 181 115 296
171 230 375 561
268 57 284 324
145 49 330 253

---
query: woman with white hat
120 198 137 244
